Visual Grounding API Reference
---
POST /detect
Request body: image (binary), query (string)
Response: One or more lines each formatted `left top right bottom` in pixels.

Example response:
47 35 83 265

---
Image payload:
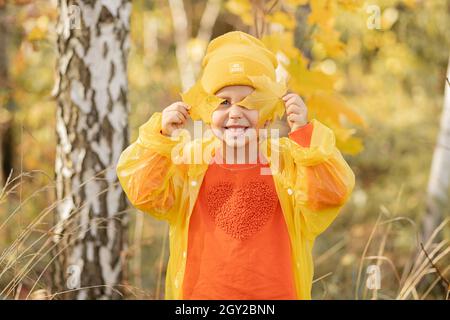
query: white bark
52 0 130 299
192 0 221 76
423 56 450 241
168 0 195 92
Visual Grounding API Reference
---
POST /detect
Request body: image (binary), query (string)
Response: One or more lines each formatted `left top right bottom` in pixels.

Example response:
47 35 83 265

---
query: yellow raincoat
116 111 355 300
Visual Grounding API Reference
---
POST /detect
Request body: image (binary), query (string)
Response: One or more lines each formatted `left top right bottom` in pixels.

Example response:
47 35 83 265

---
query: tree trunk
422 56 450 242
0 5 13 188
168 0 221 91
192 0 221 77
168 0 195 92
52 0 131 300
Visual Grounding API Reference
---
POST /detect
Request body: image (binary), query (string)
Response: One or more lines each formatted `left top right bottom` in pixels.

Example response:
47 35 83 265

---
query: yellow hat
200 31 278 94
180 31 287 126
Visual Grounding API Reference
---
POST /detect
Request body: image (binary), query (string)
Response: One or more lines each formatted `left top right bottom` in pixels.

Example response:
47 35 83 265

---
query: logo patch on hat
229 62 244 74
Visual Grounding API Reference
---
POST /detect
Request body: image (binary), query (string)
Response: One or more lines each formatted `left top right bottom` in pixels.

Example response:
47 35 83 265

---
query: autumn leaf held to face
181 75 288 126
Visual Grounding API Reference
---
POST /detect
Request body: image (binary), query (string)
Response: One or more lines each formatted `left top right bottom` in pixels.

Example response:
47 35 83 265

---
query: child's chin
224 138 247 148
222 136 257 148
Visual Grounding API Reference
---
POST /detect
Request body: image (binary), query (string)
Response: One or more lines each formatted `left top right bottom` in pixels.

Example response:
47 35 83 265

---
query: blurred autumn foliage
0 0 449 299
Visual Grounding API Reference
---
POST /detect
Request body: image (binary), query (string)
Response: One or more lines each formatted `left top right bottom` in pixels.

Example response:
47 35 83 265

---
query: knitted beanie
200 31 278 94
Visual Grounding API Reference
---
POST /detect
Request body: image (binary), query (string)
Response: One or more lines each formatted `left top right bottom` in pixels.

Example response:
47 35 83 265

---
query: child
116 31 355 300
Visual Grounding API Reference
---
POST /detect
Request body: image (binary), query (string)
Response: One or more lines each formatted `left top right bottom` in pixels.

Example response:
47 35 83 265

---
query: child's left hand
282 92 308 132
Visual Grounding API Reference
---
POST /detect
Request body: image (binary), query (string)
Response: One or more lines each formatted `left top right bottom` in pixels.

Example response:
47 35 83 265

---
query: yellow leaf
266 11 296 30
240 12 254 26
238 75 288 125
180 80 225 124
306 92 366 128
335 133 364 155
308 0 336 28
225 0 253 25
285 0 309 6
27 26 46 42
306 93 364 155
182 75 288 126
337 0 362 11
401 0 417 9
312 26 345 58
286 56 336 97
262 32 301 60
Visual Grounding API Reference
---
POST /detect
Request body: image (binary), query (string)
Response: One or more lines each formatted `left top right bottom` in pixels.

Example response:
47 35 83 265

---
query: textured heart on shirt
206 180 279 240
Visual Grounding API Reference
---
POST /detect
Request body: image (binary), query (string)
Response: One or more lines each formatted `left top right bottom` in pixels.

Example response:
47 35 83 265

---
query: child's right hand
161 102 191 136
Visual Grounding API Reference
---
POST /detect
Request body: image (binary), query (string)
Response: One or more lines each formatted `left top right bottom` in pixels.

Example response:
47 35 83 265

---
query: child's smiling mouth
223 125 250 137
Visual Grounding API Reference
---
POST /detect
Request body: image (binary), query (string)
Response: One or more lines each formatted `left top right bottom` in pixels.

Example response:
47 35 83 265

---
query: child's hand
161 102 191 136
282 93 308 132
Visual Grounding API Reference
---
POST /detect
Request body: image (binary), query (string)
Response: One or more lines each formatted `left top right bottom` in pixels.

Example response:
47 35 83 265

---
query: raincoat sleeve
284 119 355 240
116 112 188 223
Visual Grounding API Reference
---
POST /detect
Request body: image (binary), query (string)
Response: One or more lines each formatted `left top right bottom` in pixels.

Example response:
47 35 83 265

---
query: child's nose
228 105 244 119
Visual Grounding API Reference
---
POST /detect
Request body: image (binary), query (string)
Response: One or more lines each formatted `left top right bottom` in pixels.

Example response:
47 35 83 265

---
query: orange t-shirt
182 123 313 300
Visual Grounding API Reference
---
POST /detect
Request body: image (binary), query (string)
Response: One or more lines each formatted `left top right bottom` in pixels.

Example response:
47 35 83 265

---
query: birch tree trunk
0 5 13 188
422 56 450 241
192 0 221 76
168 0 195 92
168 0 221 91
52 0 131 299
